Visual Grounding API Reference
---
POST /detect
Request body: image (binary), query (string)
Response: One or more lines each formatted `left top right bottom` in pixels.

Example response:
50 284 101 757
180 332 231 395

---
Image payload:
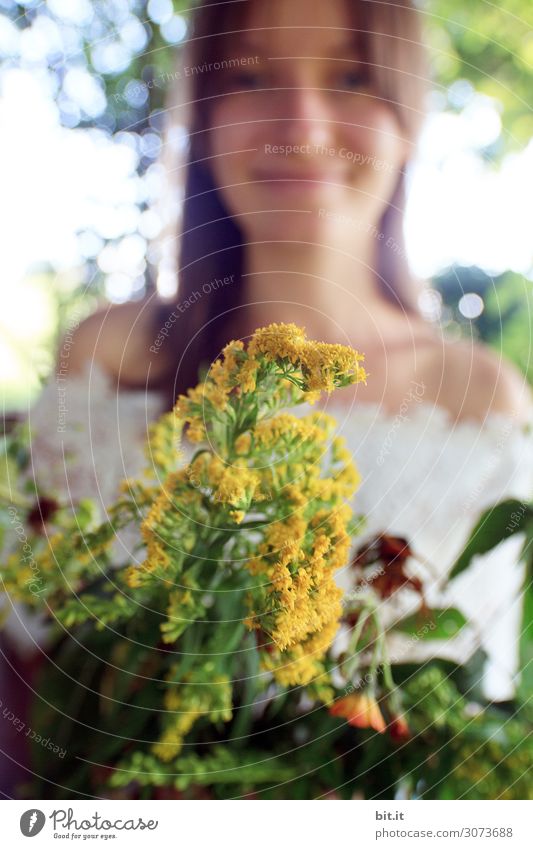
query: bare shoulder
60 297 164 386
429 336 532 425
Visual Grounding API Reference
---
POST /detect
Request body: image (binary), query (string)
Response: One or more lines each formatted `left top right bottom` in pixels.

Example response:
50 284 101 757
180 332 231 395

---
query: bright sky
406 103 533 279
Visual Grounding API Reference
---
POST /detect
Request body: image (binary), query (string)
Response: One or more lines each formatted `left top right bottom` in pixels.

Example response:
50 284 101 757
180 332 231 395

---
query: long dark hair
152 0 429 402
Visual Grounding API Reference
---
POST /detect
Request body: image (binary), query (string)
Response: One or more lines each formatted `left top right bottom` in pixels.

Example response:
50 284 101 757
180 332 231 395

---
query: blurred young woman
69 0 528 424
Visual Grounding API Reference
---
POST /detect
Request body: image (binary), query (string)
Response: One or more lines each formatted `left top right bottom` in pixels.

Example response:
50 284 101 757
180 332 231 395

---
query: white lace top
9 365 533 701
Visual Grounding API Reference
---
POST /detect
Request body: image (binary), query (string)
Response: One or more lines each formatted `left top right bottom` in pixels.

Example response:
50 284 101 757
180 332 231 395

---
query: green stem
343 606 374 680
377 625 396 694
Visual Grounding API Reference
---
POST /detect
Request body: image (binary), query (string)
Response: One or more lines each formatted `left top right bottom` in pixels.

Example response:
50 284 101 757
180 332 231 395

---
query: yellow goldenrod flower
238 356 260 393
234 432 252 455
248 322 308 363
215 465 259 507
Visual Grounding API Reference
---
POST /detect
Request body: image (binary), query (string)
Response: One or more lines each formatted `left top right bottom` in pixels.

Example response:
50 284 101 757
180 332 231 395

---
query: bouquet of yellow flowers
123 322 366 761
1 323 532 800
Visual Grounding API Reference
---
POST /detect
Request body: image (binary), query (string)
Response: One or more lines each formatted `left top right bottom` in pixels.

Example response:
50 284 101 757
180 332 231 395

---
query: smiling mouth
251 168 345 185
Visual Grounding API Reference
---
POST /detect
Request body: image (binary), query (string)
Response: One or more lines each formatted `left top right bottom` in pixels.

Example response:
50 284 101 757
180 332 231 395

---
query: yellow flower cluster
248 323 367 392
152 667 232 762
263 618 340 691
215 464 260 508
188 450 274 509
152 688 203 762
125 470 200 588
175 323 366 448
248 322 307 362
245 472 357 687
175 339 246 437
145 409 183 476
126 339 361 691
253 412 324 448
110 324 364 739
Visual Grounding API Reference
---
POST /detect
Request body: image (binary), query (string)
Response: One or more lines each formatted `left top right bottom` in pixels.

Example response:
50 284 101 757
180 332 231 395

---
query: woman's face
207 0 410 244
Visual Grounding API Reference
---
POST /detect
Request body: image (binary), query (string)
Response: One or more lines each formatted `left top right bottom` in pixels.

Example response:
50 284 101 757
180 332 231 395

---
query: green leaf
394 607 467 640
522 519 533 575
517 584 533 705
517 523 533 706
74 498 99 530
449 499 532 580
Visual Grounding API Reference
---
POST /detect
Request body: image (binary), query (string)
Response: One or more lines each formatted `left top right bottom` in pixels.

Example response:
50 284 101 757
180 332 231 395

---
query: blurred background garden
0 0 532 411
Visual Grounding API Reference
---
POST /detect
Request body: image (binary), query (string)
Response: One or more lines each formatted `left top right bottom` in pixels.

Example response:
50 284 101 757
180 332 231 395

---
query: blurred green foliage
434 267 533 384
427 0 533 147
